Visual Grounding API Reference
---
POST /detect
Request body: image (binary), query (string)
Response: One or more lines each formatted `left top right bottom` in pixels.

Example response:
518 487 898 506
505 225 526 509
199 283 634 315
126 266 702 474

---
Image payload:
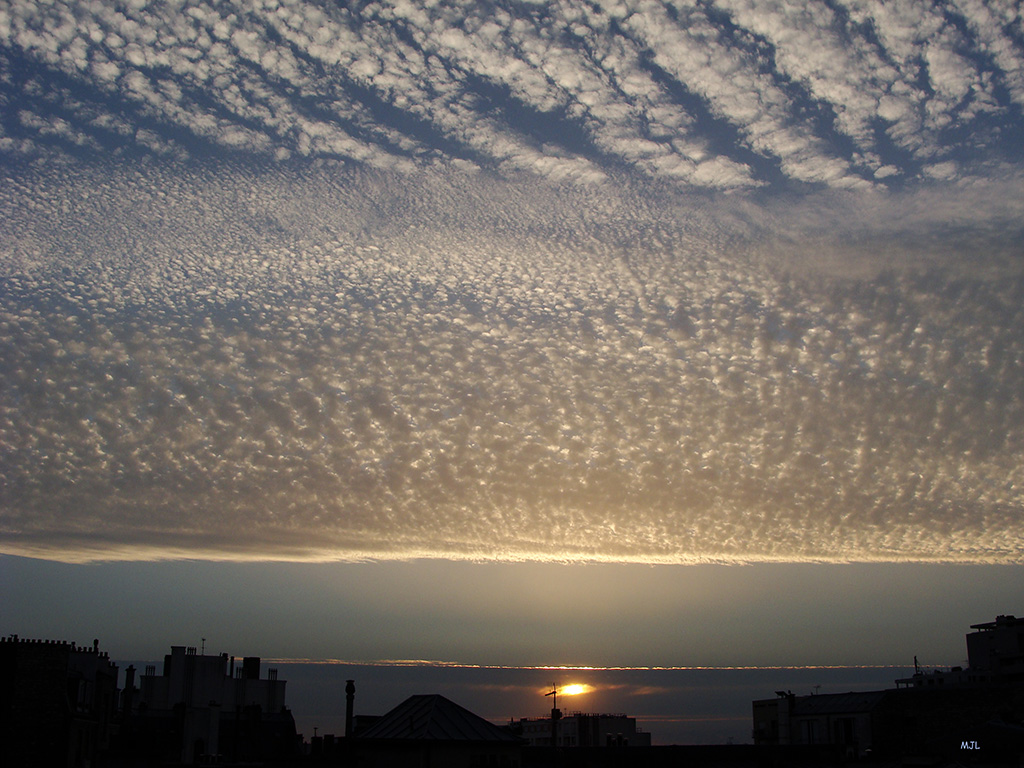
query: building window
803 720 817 744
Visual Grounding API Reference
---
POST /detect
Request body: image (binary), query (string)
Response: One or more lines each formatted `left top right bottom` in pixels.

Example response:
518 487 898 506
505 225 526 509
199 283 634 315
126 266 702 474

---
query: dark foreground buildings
753 614 1024 763
115 644 298 763
0 635 119 768
510 711 650 748
5 617 1022 767
350 693 522 768
0 638 297 767
312 685 659 768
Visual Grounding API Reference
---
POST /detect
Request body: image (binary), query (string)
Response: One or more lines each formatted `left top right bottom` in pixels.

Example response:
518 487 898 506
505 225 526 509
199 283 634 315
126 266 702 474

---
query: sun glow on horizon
559 684 593 696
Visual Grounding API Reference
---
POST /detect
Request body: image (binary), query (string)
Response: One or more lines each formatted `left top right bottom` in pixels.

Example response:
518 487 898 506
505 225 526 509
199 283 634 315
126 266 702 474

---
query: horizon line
256 658 934 672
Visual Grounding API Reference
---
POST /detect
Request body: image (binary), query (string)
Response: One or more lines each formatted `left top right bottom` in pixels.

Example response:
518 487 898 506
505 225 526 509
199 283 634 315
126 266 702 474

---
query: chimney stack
123 665 136 713
345 680 356 738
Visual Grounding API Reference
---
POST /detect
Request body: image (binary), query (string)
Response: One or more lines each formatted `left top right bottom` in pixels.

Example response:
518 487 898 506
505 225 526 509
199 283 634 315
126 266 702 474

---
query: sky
1 0 1023 744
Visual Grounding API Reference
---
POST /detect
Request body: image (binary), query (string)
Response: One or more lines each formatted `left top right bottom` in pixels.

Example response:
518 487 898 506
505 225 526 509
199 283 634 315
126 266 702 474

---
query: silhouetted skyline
5 613 1021 759
2 4 1022 756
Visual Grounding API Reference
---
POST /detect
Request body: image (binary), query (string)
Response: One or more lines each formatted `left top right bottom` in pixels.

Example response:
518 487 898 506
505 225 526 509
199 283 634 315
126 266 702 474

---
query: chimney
123 665 136 714
345 680 355 738
243 656 260 680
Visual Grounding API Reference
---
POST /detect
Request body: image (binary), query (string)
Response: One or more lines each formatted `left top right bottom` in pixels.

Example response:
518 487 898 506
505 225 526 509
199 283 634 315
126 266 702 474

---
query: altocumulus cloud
1 1 1023 564
2 0 1023 184
2 164 1023 564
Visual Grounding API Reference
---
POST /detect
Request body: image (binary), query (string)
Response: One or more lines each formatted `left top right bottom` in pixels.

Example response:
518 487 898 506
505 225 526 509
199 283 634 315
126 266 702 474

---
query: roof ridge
425 694 440 738
360 693 520 742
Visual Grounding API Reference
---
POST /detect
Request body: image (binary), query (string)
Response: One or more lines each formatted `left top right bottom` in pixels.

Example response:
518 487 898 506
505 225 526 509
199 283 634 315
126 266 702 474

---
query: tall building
964 614 1024 683
0 635 119 768
117 644 296 763
753 615 1024 762
890 614 1024 689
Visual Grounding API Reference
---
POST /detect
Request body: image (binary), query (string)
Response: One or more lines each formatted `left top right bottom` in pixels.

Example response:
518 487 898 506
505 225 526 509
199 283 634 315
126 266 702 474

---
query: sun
560 684 593 696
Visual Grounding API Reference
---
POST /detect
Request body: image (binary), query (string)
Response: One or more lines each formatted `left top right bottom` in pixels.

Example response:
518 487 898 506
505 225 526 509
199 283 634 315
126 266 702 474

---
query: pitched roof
358 694 520 743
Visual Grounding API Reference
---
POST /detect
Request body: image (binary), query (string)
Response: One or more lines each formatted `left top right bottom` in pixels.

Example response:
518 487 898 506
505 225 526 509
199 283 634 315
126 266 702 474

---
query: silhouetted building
752 690 886 756
354 693 523 767
0 635 119 768
350 713 383 737
511 711 651 747
114 644 296 763
753 615 1024 762
896 613 1024 689
967 614 1024 683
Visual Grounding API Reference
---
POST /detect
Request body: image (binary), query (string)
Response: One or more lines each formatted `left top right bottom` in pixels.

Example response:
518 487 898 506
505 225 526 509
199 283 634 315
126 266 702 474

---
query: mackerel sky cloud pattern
1 1 1023 564
2 0 1022 183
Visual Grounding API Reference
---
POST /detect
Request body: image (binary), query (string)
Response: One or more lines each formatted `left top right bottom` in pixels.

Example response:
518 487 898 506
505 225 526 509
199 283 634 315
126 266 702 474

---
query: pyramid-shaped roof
359 694 520 743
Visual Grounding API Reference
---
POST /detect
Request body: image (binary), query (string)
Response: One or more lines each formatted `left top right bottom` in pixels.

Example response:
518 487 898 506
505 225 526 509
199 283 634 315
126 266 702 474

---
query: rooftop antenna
545 684 562 747
545 683 558 710
201 638 206 655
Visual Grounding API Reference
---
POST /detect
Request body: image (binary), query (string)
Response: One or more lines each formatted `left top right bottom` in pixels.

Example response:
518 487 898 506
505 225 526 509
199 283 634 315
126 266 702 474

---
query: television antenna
545 683 558 709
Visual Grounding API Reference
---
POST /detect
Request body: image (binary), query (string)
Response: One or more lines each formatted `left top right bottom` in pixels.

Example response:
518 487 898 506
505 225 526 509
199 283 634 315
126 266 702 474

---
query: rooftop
790 691 889 715
359 694 521 743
